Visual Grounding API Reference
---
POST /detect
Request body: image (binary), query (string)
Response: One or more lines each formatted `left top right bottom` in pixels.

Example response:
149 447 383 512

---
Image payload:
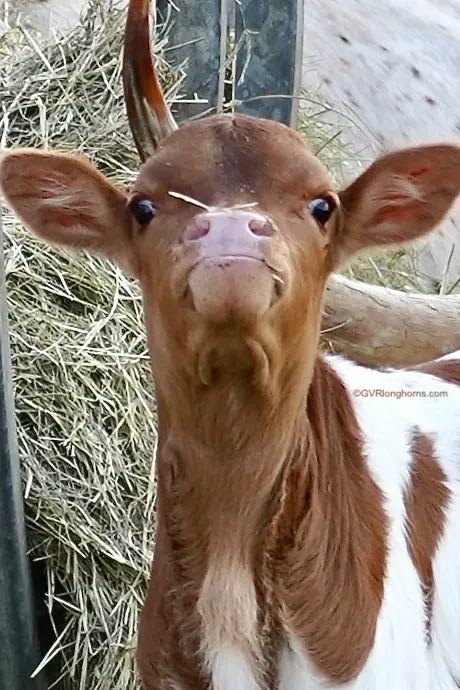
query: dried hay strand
0 2 183 688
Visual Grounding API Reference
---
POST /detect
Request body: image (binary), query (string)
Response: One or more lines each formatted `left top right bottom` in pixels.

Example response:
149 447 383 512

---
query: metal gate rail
0 214 45 689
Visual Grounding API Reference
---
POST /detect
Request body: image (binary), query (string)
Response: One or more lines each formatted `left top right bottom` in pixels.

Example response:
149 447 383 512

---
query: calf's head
2 0 460 397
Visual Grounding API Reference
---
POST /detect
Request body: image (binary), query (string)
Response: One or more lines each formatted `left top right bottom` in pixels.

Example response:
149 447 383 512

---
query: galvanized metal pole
156 0 223 121
0 212 45 690
234 0 304 126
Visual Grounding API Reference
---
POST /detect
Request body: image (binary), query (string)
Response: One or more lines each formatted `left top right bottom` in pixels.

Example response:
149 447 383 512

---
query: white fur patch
212 646 259 690
279 356 460 689
198 555 260 690
320 356 459 689
438 350 460 362
279 638 326 690
426 378 460 689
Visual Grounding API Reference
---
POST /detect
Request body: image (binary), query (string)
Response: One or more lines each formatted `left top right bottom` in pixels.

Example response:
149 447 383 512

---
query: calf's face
2 115 460 387
129 116 338 384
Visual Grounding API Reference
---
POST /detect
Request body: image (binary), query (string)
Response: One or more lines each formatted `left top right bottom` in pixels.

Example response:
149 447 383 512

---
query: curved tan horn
323 275 460 367
123 0 178 161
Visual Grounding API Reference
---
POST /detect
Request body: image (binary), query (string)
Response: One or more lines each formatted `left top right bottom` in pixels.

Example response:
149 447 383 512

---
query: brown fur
405 429 451 642
275 359 387 684
138 358 388 689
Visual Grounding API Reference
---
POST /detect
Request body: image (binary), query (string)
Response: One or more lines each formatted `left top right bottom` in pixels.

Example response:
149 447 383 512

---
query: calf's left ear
0 149 137 274
334 144 460 265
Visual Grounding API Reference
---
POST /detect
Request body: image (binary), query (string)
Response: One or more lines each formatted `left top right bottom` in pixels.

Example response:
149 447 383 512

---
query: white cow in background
303 0 460 288
3 0 89 35
3 0 460 288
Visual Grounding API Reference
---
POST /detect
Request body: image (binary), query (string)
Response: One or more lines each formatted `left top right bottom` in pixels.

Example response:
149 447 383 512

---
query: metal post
234 0 304 126
156 0 223 121
0 212 45 690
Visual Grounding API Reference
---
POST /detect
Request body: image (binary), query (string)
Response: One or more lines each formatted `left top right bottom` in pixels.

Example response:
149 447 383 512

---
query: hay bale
0 2 183 688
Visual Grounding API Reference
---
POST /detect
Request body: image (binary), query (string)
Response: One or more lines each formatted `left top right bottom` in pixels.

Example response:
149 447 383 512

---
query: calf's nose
182 210 274 259
183 210 279 325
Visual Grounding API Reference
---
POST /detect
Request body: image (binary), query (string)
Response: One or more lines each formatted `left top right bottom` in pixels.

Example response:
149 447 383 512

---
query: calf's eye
308 196 336 226
129 198 158 226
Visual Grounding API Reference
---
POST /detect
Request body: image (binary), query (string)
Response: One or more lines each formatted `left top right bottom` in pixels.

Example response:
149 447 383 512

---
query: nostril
248 218 273 237
183 218 211 242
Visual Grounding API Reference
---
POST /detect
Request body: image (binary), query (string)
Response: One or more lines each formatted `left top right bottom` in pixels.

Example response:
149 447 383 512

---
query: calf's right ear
0 149 138 274
334 143 460 266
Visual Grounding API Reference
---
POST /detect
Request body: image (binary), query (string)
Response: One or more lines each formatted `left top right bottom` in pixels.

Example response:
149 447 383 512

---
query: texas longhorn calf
1 1 460 689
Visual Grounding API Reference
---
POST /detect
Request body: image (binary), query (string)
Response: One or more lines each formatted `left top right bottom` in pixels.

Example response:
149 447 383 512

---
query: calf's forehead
134 115 333 206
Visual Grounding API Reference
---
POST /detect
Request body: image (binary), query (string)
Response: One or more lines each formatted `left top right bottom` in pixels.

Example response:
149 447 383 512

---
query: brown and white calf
1 1 460 688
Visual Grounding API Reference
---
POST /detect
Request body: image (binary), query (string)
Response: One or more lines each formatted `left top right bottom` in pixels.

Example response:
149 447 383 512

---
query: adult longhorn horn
123 0 178 161
323 274 460 366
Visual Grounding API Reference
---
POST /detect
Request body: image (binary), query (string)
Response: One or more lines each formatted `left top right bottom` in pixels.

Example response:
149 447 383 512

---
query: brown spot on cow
405 428 450 642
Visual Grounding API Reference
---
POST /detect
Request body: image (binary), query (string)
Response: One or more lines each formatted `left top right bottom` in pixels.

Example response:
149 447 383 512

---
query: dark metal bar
234 0 304 126
0 213 45 690
156 0 223 121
